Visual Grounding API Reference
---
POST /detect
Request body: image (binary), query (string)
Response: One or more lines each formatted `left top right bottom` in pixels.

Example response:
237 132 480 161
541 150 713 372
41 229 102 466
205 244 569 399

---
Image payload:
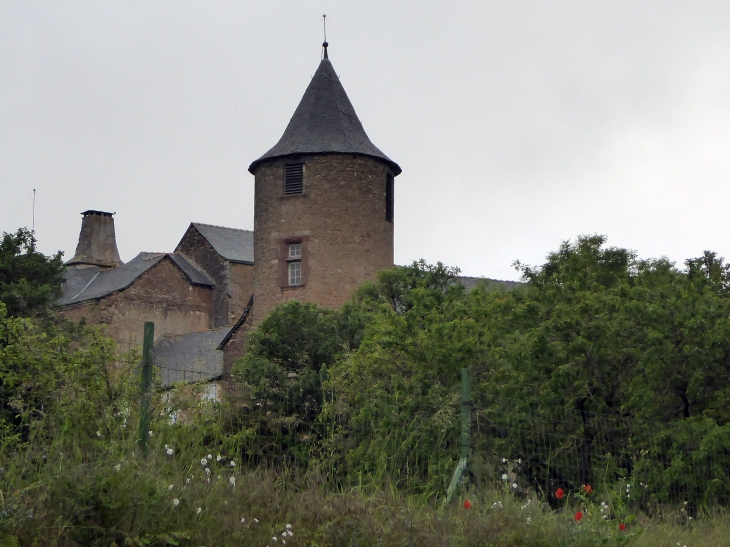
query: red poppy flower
555 488 564 499
574 511 583 522
584 484 593 493
463 500 472 509
619 523 626 531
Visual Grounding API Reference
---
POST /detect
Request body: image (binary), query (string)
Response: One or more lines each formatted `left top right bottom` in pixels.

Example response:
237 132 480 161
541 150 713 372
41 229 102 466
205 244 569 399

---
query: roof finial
322 14 328 59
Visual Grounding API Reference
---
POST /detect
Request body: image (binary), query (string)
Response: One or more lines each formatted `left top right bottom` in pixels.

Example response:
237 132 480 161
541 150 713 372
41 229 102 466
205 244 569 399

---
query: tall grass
2 394 728 547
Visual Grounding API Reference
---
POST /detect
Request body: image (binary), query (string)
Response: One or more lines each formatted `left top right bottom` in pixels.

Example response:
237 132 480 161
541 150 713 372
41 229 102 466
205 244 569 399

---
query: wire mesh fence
134 329 730 510
475 408 730 508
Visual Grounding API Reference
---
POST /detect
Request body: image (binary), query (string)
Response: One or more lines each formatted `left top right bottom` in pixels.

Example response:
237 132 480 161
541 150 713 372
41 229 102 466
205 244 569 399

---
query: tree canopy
0 228 65 317
235 237 730 504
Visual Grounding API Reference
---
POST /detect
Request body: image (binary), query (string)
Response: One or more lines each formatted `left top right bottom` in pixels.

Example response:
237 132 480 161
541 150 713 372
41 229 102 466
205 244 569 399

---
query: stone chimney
67 210 123 268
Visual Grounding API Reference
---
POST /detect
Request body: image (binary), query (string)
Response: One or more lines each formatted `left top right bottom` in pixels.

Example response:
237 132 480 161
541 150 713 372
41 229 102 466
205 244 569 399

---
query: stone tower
249 43 401 322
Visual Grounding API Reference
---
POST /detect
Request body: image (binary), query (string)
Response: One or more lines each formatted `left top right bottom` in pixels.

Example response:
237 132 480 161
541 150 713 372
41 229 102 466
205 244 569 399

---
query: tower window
287 242 302 286
288 261 302 286
385 174 394 223
284 163 304 195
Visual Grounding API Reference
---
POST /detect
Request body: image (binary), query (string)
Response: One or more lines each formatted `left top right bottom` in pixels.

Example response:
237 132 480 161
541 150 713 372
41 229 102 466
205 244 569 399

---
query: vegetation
3 231 730 545
0 228 65 317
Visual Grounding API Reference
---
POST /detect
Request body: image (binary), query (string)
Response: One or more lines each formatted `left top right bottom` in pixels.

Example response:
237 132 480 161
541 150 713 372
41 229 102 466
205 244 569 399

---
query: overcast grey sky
1 1 729 280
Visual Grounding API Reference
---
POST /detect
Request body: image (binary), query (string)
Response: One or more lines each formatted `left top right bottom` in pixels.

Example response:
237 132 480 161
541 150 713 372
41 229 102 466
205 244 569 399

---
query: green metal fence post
138 321 154 456
444 367 472 505
461 367 471 461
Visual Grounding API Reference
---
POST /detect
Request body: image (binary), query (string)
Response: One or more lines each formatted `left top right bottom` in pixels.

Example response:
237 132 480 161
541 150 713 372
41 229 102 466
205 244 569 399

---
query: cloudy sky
1 1 729 280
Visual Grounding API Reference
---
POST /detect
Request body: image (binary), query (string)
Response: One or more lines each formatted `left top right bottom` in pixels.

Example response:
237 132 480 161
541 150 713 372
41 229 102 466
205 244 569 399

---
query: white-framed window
288 260 302 286
288 243 302 259
201 383 218 403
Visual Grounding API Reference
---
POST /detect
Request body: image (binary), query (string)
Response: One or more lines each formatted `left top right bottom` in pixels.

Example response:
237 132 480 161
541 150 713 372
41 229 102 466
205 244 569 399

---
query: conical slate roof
248 48 401 175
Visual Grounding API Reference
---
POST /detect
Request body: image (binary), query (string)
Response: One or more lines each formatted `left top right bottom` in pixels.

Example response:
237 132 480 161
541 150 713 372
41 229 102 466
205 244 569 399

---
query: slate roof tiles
249 52 401 175
61 252 214 306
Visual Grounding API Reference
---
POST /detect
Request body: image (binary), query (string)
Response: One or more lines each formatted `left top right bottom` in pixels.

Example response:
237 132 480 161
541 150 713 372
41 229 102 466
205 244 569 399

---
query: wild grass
2 436 729 547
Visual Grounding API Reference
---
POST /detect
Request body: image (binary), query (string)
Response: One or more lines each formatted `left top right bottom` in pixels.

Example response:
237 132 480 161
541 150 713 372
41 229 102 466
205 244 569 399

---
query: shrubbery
236 237 730 507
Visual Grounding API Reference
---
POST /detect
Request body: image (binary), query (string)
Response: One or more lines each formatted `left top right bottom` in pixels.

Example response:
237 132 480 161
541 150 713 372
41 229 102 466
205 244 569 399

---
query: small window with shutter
385 174 394 223
284 163 304 195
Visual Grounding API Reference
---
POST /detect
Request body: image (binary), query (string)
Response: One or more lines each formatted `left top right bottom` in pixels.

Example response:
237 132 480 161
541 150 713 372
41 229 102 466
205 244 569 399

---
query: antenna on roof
322 14 329 59
32 189 36 232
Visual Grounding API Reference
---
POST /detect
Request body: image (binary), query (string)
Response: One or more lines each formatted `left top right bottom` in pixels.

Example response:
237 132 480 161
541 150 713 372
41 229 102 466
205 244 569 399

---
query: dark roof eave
248 151 401 176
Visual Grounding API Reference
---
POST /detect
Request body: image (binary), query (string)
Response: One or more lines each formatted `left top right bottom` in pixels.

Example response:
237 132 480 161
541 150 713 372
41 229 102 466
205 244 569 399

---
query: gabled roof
248 48 401 175
61 252 214 306
190 223 254 264
154 327 230 386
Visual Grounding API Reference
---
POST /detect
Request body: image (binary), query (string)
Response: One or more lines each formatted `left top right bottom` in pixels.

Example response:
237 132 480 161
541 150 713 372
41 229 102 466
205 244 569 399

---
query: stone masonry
252 153 394 322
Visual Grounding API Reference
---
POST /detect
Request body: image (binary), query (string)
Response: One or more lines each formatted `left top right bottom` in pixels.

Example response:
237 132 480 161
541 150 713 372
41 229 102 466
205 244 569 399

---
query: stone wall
252 153 394 323
60 257 213 351
221 318 252 378
228 262 254 325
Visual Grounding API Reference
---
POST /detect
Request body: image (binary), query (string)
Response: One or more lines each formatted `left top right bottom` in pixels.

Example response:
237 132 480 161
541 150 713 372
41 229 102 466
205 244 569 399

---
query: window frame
278 237 310 288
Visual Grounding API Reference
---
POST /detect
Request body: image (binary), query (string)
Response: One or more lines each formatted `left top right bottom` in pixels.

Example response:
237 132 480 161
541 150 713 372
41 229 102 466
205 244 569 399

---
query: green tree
0 228 65 317
233 301 349 465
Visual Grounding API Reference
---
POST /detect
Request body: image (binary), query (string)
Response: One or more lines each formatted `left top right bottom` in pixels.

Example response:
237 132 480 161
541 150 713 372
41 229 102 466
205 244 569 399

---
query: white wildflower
197 507 202 515
165 444 169 449
148 430 153 437
526 517 531 524
241 517 245 524
96 431 101 437
287 531 293 537
230 460 236 467
217 454 222 461
186 478 191 484
512 483 518 489
201 458 208 466
205 467 211 475
501 474 508 481
272 537 277 542
166 448 174 456
168 484 174 490
172 498 180 506
502 458 507 463
229 476 236 486
282 541 286 545
114 464 121 472
254 518 259 523
286 524 292 529
282 532 287 537
207 453 212 460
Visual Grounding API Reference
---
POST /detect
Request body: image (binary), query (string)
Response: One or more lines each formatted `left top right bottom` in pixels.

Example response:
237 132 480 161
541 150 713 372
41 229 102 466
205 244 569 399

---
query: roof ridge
158 326 231 342
192 222 252 233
